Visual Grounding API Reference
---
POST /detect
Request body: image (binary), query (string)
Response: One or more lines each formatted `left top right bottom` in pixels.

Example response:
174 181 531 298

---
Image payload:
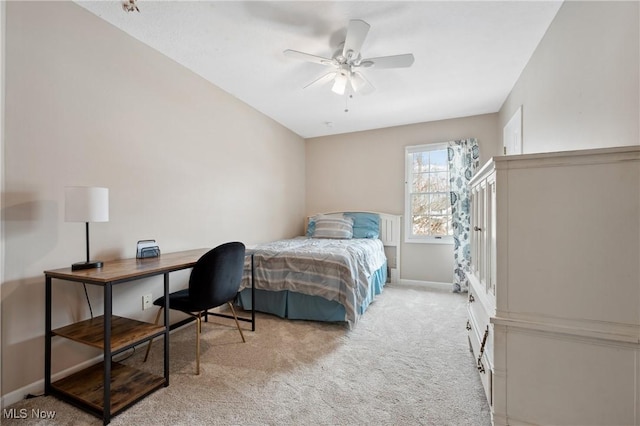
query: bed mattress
241 237 387 326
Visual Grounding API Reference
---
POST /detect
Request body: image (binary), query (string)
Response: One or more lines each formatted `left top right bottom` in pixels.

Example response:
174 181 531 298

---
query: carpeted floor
3 283 491 425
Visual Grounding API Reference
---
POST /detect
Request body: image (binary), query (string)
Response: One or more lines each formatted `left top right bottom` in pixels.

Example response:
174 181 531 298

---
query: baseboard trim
1 320 194 409
1 354 103 408
396 279 453 291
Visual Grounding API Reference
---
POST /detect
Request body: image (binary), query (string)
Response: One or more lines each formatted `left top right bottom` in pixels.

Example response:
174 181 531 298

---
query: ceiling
76 1 563 138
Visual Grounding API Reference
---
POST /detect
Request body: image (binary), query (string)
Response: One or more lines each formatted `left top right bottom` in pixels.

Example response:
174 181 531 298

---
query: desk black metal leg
45 277 52 395
103 283 112 425
251 254 255 331
163 273 170 386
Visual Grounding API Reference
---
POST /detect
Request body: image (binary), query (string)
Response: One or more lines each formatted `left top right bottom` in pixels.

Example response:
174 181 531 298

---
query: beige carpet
4 283 491 425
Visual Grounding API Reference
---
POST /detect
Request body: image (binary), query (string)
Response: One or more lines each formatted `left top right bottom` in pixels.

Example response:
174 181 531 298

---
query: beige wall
4 0 638 405
306 113 501 283
500 1 640 153
1 1 305 398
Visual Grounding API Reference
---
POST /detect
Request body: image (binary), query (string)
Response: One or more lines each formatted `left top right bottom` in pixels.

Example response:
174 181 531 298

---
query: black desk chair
144 241 246 374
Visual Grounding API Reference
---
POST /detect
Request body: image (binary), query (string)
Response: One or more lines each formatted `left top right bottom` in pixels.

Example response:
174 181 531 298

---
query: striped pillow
313 216 354 239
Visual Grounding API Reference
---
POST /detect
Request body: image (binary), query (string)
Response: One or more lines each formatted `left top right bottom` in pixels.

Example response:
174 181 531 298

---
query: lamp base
71 260 103 270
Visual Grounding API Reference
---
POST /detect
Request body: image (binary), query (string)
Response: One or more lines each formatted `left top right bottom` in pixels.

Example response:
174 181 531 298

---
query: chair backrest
188 241 246 311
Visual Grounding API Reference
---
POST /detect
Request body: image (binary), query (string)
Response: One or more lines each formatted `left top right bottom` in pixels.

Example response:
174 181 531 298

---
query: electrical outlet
142 294 152 310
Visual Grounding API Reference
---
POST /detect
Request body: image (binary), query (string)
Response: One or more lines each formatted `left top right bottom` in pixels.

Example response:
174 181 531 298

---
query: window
404 143 453 244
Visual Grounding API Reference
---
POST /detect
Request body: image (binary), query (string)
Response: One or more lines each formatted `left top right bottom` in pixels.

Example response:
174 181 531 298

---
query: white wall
1 1 305 398
306 113 501 283
500 1 639 153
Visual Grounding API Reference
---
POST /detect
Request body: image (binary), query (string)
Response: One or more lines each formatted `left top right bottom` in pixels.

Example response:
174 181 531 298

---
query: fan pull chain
344 94 352 113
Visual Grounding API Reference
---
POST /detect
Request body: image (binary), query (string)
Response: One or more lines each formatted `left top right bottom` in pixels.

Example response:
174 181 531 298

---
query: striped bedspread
241 237 387 326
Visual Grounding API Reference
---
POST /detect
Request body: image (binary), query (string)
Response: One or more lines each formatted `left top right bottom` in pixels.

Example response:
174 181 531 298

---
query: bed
238 212 401 328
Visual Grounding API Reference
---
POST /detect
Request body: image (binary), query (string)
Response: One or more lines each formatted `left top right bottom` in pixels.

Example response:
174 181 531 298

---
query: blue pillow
344 212 380 239
306 219 315 237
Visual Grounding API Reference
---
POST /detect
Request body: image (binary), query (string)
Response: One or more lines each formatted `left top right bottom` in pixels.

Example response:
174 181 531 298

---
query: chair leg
227 302 246 343
195 313 201 375
143 307 163 363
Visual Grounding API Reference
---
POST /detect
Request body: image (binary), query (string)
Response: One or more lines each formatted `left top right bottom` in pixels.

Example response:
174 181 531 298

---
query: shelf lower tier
51 361 166 417
52 315 165 351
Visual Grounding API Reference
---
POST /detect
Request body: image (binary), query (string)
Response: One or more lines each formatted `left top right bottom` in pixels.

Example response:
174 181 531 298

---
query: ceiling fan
284 19 415 96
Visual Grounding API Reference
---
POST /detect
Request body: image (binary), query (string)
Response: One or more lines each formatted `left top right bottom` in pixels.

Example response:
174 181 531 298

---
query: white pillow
313 215 354 239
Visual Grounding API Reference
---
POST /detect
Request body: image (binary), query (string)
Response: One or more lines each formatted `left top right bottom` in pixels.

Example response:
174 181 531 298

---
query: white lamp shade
65 187 109 223
331 72 348 95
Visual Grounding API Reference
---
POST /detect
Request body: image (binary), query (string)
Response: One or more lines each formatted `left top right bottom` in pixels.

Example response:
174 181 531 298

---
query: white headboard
377 212 401 247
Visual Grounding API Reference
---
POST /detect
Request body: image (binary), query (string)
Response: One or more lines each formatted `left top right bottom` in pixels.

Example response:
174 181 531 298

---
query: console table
44 248 255 424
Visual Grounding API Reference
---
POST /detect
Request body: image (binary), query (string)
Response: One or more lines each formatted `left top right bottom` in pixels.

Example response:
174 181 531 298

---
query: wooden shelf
52 315 164 351
44 250 215 423
52 362 165 415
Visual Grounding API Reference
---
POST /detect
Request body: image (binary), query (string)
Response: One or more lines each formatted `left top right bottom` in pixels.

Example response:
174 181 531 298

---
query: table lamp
65 186 109 270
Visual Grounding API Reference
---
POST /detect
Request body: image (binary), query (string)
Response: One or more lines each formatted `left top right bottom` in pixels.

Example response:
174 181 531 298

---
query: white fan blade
350 72 375 95
303 72 337 89
361 54 415 69
342 19 370 60
332 72 349 95
284 49 335 66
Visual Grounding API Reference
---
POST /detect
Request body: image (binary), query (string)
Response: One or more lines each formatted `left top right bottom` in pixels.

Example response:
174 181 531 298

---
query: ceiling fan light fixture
350 72 365 92
284 19 414 98
332 73 348 95
350 71 375 95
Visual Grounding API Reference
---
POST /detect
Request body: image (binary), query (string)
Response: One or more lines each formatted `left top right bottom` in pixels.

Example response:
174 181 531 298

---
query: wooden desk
44 248 255 424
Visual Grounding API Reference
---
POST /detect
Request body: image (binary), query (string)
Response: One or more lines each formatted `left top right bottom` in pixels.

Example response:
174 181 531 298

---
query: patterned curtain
448 138 480 292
